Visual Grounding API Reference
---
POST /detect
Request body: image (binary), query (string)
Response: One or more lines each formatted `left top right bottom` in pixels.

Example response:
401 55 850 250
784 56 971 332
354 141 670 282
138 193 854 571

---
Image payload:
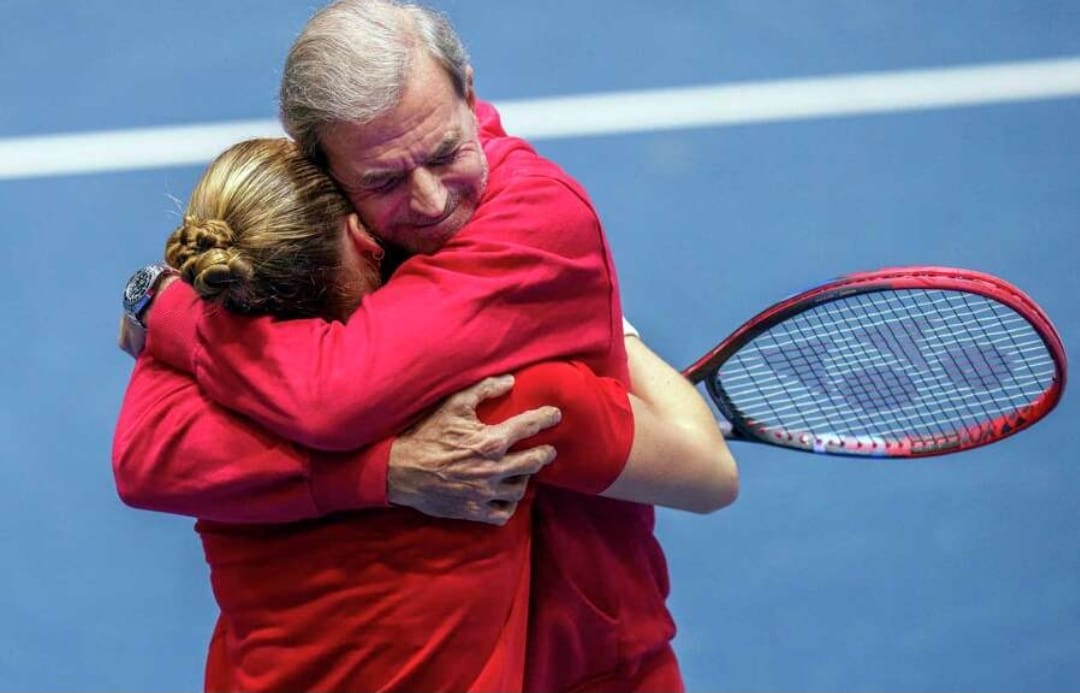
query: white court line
2 56 1080 181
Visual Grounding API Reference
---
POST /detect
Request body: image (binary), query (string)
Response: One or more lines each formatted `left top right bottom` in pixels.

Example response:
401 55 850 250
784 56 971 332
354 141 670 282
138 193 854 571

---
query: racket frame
683 266 1067 457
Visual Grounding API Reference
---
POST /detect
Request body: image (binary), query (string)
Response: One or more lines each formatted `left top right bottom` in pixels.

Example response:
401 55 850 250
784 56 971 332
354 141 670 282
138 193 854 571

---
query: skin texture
324 54 487 255
387 374 561 525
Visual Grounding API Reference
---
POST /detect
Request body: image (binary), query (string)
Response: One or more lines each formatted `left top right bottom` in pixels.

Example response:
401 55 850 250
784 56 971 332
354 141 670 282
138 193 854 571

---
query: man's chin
389 227 454 255
397 213 472 254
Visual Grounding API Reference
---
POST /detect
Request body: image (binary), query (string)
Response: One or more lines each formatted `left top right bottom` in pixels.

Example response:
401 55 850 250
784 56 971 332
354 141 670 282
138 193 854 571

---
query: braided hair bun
165 216 255 302
160 138 373 320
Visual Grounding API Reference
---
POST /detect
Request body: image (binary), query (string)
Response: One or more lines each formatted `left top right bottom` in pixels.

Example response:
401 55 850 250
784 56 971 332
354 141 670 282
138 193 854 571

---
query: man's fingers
498 445 557 478
396 474 530 526
462 403 560 461
498 475 530 503
453 446 553 486
472 374 515 403
483 500 518 526
448 374 515 412
459 498 518 526
491 405 562 449
387 376 560 526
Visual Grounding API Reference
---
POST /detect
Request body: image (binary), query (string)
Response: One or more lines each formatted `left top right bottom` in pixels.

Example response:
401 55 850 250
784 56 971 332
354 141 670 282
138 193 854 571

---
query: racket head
685 266 1067 457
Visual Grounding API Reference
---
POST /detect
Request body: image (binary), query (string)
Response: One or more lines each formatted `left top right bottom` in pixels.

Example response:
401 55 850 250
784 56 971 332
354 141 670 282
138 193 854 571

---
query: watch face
123 267 155 311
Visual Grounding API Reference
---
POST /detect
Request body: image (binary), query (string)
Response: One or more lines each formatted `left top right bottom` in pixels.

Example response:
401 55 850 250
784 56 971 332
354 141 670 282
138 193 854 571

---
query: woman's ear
344 213 384 261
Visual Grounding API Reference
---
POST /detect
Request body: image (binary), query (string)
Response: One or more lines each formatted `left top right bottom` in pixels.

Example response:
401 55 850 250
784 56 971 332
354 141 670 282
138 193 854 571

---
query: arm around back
147 174 620 452
477 353 738 515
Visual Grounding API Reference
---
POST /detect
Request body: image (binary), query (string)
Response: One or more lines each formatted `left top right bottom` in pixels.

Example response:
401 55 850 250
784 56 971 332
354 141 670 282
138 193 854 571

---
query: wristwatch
122 263 177 329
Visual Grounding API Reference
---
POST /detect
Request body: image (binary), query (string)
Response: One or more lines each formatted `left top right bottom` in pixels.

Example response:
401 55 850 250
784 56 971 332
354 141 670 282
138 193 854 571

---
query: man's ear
345 213 384 261
465 64 476 109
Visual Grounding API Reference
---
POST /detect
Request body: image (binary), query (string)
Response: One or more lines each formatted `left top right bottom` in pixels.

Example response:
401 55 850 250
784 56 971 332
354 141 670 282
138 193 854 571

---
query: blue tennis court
2 1 1078 690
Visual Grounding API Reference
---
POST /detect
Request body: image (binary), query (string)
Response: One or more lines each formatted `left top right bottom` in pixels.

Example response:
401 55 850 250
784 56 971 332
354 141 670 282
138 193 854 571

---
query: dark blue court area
2 2 1078 690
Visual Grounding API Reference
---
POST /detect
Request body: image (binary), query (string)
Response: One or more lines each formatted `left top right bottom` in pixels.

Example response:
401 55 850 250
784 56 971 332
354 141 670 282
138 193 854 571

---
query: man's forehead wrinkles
327 157 368 191
356 129 463 179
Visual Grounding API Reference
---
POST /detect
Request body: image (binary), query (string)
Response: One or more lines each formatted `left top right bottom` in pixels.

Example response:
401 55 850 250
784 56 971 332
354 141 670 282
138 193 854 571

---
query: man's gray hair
280 0 471 165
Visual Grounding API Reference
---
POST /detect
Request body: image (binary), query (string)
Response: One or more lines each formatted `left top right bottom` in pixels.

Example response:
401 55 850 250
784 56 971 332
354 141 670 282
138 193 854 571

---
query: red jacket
116 359 632 691
112 101 675 691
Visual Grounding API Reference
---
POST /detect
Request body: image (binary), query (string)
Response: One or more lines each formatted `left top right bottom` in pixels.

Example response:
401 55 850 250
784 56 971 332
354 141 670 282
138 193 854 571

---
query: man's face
323 54 487 255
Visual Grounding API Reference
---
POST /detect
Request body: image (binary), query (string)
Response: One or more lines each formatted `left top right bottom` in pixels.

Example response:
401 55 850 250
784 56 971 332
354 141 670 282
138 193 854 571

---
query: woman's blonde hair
165 138 369 320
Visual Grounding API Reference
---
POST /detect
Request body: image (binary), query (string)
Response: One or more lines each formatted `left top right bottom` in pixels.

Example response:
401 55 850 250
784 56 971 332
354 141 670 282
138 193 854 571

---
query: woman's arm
601 336 739 513
492 345 738 515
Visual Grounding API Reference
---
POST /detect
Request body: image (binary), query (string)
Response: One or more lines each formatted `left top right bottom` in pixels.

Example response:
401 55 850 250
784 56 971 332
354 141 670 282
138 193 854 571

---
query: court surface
1 1 1078 690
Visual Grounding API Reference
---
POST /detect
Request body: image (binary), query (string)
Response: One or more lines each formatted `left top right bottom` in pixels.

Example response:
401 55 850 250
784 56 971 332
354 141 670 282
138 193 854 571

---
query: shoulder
484 137 595 212
469 139 602 253
475 98 599 225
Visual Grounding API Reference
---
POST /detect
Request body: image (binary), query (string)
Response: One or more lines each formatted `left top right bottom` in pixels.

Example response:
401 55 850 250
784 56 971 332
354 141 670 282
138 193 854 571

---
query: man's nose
409 167 449 218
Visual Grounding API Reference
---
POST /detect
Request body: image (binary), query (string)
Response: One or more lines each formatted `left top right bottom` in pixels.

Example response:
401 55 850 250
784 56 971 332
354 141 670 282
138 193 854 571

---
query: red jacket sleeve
111 358 630 520
112 355 394 522
477 361 634 495
145 160 622 452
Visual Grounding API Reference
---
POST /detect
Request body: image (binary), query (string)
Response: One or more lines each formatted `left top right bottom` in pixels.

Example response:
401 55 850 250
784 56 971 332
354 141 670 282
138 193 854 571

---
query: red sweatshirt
115 359 632 691
113 101 675 691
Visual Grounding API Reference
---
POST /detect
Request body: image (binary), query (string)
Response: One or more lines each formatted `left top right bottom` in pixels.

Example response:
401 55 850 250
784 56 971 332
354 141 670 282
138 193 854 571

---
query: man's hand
387 374 561 525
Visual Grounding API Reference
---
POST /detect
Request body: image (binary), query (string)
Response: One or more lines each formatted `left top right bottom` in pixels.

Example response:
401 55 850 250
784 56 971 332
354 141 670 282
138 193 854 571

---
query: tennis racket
682 266 1067 457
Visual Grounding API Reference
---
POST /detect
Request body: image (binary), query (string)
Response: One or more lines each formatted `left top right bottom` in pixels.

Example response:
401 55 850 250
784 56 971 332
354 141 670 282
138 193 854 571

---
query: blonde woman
114 138 736 691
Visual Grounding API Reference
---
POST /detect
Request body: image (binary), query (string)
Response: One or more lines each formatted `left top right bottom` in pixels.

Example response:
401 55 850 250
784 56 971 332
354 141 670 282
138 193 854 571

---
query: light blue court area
2 2 1078 690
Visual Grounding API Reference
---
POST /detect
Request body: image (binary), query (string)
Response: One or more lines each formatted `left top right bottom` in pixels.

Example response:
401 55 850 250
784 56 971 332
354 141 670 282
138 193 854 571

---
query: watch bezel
122 263 175 328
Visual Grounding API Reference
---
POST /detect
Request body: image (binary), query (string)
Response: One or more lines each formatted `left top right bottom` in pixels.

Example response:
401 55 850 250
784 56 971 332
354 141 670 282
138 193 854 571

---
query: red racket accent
683 266 1067 457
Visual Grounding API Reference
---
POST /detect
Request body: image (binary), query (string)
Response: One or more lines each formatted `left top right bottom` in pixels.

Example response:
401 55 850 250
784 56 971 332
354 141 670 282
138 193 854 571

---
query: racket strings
716 289 1056 445
888 290 981 442
864 290 985 440
946 292 1018 430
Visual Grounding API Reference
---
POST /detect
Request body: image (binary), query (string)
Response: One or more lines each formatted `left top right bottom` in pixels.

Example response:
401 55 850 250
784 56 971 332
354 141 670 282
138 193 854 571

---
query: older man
130 11 624 526
117 1 735 690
